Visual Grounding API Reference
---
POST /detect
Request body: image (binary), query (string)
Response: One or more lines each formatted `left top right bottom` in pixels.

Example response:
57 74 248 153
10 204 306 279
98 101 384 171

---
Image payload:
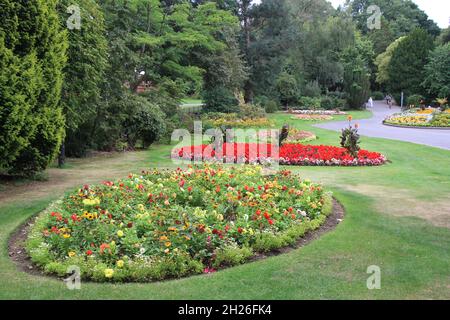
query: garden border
382 122 450 130
8 198 345 282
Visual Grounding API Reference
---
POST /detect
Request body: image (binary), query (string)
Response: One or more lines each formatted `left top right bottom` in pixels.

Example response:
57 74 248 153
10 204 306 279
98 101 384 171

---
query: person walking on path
385 94 393 109
367 97 374 108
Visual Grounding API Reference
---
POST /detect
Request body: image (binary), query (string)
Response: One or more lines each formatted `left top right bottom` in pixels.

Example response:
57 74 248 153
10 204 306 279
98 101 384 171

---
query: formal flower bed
26 165 333 282
291 114 334 121
289 110 347 115
202 113 274 128
384 112 450 127
254 129 316 144
173 143 387 166
283 129 317 144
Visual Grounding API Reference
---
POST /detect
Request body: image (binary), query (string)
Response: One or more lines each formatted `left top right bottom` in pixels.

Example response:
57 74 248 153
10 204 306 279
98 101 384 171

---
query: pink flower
203 267 216 274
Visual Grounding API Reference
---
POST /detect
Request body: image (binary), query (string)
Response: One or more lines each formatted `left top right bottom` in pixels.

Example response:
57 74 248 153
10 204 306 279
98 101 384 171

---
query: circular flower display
26 165 333 282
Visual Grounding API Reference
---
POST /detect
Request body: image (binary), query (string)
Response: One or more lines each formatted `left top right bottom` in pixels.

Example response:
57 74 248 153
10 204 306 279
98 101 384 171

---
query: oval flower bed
291 114 334 121
173 143 387 166
384 112 450 128
26 165 333 282
283 129 317 144
289 110 347 115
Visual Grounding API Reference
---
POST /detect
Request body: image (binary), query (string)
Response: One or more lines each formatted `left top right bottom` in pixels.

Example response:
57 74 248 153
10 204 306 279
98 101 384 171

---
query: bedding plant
384 111 450 127
174 143 387 166
26 165 332 282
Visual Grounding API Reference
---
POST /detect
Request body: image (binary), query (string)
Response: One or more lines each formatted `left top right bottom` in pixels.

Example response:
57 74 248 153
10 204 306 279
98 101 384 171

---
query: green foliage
264 100 279 113
57 0 108 157
298 97 322 110
276 72 299 107
430 114 450 127
341 41 372 109
122 95 167 148
406 94 425 108
0 0 68 176
347 0 440 37
374 37 406 85
437 27 450 45
303 81 322 98
238 104 266 119
340 122 361 158
371 91 385 100
203 86 239 113
321 96 346 110
422 43 450 99
387 29 434 97
212 245 253 268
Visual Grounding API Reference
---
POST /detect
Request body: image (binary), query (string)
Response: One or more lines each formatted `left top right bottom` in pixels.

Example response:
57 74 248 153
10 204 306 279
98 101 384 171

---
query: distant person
368 97 374 108
385 94 392 109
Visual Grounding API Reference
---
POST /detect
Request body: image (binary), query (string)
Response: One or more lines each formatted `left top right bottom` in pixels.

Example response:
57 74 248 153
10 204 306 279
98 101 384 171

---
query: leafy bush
430 114 450 127
340 119 360 157
371 91 385 100
238 104 266 119
122 95 167 148
406 94 425 108
0 0 68 176
202 86 239 113
264 100 279 113
303 81 322 98
320 96 346 110
276 72 299 107
298 96 322 110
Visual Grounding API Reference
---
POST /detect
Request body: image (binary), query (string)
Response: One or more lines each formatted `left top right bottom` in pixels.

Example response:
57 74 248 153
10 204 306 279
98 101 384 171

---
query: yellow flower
216 214 224 221
117 230 124 238
116 260 124 268
104 268 114 278
165 241 172 247
62 233 71 239
68 251 76 257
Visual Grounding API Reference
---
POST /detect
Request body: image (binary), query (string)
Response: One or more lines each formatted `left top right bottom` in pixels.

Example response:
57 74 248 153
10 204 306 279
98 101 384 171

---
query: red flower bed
172 143 386 166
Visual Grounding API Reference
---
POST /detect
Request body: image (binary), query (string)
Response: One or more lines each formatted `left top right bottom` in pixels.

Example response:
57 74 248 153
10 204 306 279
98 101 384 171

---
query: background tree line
1 0 448 176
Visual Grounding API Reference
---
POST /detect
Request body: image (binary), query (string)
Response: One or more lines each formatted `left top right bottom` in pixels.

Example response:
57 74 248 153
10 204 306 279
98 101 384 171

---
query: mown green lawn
0 110 449 299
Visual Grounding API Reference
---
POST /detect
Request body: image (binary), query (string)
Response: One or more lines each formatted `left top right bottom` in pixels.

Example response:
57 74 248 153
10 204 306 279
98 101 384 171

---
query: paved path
315 101 450 150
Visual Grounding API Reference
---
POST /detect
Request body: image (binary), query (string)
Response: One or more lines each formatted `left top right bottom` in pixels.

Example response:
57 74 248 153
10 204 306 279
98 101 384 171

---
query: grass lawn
0 110 449 299
180 99 203 105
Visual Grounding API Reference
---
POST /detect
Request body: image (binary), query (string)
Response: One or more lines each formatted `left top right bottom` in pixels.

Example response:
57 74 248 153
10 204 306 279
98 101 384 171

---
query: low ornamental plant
26 165 333 282
340 116 360 158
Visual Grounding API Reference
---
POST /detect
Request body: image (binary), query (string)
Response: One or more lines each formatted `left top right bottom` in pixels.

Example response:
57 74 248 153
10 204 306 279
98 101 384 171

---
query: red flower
268 219 274 225
179 179 185 188
264 212 270 219
86 250 93 256
256 209 261 216
173 143 385 166
215 186 221 193
99 243 111 255
237 227 243 234
187 186 193 193
127 222 133 228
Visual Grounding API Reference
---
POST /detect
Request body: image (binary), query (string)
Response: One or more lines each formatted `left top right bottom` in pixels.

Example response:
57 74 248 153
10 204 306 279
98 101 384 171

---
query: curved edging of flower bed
8 197 345 283
382 122 450 130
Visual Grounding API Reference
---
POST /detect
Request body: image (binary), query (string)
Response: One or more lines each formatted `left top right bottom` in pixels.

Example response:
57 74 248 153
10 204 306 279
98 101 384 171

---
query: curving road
315 100 450 150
